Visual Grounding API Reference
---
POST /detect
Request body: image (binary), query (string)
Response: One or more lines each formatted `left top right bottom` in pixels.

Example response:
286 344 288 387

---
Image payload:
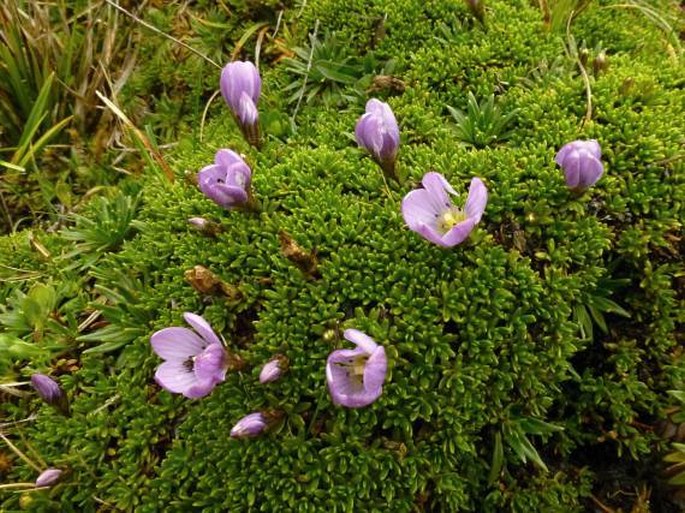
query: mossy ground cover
1 1 684 511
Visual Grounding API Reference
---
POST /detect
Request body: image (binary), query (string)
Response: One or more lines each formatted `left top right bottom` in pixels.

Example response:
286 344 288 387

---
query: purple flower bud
30 374 61 403
259 355 288 384
326 329 388 408
35 468 62 487
188 217 222 237
355 99 400 181
555 139 604 192
30 374 69 414
188 217 209 229
402 173 488 247
220 61 261 147
197 149 254 210
230 412 267 438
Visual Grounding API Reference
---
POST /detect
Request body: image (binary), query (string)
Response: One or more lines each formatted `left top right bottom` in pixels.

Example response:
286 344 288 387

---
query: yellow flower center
437 208 467 233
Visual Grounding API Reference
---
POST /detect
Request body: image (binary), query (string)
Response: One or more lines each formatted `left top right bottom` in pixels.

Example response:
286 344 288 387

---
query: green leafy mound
1 1 684 511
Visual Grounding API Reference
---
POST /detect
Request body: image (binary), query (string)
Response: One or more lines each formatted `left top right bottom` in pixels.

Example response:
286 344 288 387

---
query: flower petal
184 380 218 399
183 313 222 346
343 329 377 354
363 346 387 394
155 360 197 394
238 92 258 125
441 217 477 247
416 223 452 247
464 177 488 222
562 150 581 189
214 149 243 168
150 327 205 361
401 189 443 229
193 343 227 383
577 153 603 189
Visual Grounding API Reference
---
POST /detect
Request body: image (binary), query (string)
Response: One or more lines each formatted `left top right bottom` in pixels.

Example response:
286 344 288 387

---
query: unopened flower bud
220 61 262 147
35 468 62 488
555 139 604 193
579 48 590 67
230 412 267 438
188 217 222 237
593 51 608 76
355 99 400 182
30 374 69 415
259 355 288 384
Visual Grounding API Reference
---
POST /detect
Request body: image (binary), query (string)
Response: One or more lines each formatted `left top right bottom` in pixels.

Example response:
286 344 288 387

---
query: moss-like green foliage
1 1 684 511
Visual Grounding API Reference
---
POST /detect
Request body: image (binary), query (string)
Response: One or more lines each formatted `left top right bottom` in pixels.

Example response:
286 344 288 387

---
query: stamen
437 207 467 233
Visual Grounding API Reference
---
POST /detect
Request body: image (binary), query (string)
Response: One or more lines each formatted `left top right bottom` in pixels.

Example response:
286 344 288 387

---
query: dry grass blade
95 91 175 183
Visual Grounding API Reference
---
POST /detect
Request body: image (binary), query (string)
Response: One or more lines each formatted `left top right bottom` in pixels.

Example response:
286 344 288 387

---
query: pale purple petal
577 153 603 189
562 150 582 189
212 183 249 207
463 177 488 222
198 164 226 186
193 343 227 383
184 380 217 399
326 357 364 405
440 217 478 247
224 162 252 189
344 329 377 354
555 142 575 166
421 172 456 214
576 139 601 159
35 469 62 487
155 361 197 394
237 92 258 125
231 412 267 438
416 223 451 247
183 312 222 347
363 346 387 393
402 189 443 229
214 149 243 168
150 328 206 361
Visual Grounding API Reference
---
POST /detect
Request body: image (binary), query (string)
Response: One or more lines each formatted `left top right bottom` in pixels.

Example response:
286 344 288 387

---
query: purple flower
259 355 288 384
220 61 261 147
35 468 62 488
401 172 487 248
197 149 253 210
150 313 228 399
555 139 604 192
326 329 387 408
30 374 69 414
230 412 267 438
355 99 400 181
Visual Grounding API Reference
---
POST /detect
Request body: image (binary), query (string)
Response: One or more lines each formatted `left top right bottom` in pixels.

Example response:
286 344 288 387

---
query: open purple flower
555 139 603 192
230 412 267 438
150 313 228 399
326 329 387 408
197 149 253 210
35 468 62 488
355 99 400 181
220 61 261 147
402 172 487 248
